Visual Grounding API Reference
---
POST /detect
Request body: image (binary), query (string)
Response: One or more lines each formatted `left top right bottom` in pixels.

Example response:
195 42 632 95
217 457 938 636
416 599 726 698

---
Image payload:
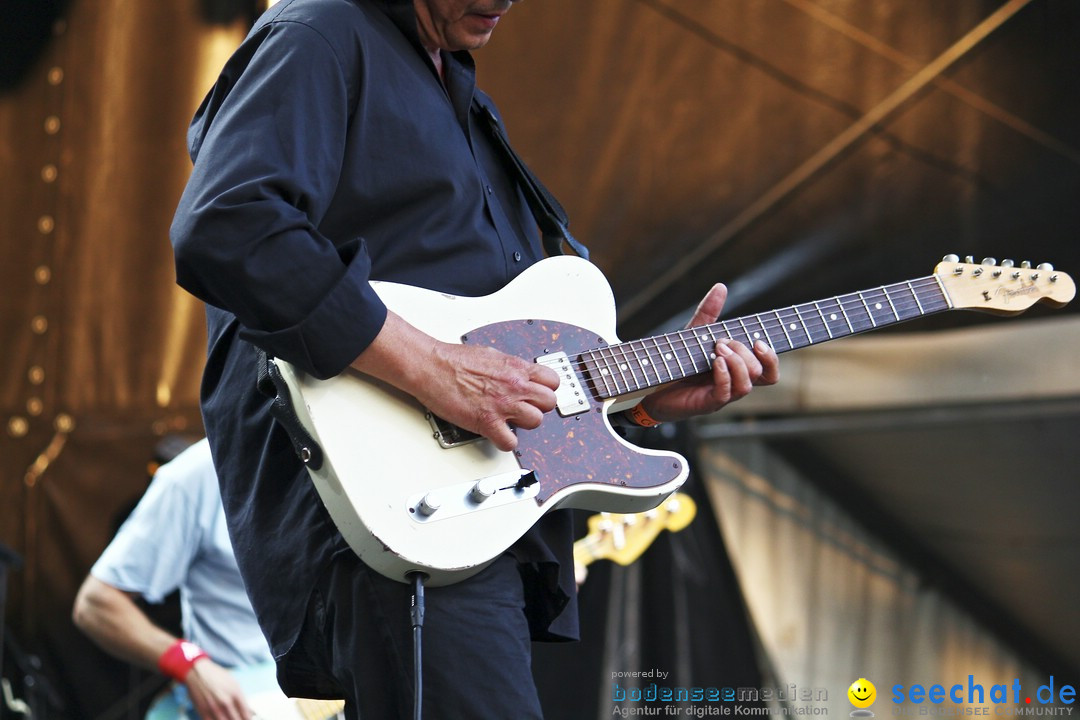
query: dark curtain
533 426 767 719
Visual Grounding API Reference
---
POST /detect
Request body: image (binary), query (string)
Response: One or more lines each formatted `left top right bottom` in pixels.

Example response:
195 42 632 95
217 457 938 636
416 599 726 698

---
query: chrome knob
417 492 442 516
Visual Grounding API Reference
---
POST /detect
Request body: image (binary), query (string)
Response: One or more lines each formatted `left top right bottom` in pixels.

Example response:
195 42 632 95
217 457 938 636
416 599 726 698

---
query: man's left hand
639 283 779 423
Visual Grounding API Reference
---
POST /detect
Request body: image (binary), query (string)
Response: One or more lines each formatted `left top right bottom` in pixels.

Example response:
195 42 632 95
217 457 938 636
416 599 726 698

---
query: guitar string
550 276 955 399
542 285 947 397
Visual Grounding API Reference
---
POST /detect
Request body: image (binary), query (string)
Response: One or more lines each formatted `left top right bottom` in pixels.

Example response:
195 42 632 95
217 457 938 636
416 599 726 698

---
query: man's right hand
350 311 559 451
185 659 254 720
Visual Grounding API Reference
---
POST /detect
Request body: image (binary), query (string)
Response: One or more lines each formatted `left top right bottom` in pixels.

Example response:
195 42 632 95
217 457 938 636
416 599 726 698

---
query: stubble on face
413 0 514 54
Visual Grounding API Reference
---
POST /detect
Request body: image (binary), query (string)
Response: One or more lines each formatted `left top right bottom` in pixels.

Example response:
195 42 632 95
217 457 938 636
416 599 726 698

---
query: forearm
351 311 560 452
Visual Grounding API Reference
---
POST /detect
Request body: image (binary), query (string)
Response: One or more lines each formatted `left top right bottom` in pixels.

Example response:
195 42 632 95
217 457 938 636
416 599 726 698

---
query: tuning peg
942 254 960 263
1037 262 1054 272
1001 259 1015 267
1021 261 1032 269
981 257 997 266
965 255 975 263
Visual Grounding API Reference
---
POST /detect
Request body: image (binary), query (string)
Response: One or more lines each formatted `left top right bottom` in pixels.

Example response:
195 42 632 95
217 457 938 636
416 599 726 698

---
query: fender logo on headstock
988 283 1041 304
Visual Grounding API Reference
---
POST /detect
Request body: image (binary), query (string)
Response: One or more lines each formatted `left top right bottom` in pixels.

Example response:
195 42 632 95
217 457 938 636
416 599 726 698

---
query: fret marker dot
754 332 761 339
620 363 628 370
830 313 838 321
875 302 883 310
789 323 797 330
600 368 609 375
641 359 650 366
664 353 672 360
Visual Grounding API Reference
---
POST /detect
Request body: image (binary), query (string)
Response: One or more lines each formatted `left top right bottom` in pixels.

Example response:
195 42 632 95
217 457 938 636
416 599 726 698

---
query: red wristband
627 402 662 428
157 639 209 682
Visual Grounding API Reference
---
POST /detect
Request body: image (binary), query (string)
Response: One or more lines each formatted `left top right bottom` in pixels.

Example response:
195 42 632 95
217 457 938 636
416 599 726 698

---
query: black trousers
281 551 546 719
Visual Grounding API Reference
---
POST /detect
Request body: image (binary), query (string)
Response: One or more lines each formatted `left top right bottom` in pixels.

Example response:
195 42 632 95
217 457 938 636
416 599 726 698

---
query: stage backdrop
0 1 245 713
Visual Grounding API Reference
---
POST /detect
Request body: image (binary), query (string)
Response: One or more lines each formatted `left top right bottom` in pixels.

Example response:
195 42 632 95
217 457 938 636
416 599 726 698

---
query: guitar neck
580 274 950 400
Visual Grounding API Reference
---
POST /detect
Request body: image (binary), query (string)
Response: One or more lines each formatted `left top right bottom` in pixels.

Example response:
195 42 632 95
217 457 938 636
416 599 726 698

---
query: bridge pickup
536 352 590 417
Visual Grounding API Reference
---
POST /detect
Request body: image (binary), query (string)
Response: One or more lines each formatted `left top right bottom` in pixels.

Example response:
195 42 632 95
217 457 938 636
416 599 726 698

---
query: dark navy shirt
170 0 577 660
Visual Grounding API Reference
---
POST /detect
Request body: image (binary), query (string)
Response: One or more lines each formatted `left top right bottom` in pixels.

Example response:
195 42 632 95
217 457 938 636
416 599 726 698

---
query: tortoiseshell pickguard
462 319 684 505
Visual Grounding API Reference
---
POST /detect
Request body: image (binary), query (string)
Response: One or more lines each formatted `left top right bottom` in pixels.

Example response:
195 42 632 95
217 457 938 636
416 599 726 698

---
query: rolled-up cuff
240 249 387 380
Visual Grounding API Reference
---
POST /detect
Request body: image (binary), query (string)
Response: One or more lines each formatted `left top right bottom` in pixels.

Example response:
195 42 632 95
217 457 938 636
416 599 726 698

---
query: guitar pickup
536 352 590 417
426 412 483 449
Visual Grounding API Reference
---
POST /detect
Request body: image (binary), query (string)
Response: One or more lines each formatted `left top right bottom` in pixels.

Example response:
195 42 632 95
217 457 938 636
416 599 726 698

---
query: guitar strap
471 98 590 260
256 348 325 471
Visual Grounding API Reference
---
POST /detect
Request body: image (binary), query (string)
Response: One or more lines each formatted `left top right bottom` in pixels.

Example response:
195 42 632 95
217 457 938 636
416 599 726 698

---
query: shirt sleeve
170 19 386 379
90 455 204 603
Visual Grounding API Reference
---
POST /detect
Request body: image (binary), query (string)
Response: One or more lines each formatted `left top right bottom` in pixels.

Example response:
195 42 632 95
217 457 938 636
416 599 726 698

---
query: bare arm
351 310 560 451
73 575 176 667
73 576 253 720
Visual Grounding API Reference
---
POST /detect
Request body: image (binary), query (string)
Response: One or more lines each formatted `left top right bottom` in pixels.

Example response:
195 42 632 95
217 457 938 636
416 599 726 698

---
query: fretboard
580 274 951 400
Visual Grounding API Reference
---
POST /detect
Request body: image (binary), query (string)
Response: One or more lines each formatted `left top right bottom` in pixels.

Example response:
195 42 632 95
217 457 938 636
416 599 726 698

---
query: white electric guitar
272 254 1073 586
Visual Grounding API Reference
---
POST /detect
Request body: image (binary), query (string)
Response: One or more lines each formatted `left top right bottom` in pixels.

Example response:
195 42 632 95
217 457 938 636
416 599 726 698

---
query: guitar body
276 256 688 586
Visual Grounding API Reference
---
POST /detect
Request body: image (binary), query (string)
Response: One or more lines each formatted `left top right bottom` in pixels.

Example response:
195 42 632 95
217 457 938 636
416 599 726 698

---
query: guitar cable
407 571 428 720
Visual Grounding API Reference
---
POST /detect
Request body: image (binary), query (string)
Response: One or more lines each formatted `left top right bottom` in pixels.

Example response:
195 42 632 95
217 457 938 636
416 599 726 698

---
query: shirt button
513 252 522 262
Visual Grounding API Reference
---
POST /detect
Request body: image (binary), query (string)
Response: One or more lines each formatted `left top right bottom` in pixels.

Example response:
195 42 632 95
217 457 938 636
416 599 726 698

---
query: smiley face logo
848 678 877 709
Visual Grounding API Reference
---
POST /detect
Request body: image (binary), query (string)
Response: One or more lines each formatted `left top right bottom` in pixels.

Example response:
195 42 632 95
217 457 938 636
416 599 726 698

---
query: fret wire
596 350 617 397
793 305 814 346
857 291 877 327
693 328 714 366
661 333 688 380
600 347 626 397
719 320 740 348
580 352 609 398
599 346 626 396
908 281 926 315
617 342 644 391
882 286 901 321
805 303 831 340
772 310 793 350
865 288 893 324
755 314 775 348
931 274 950 308
833 295 854 334
580 352 600 397
584 349 607 397
635 339 664 387
651 336 675 383
736 317 755 345
680 329 706 375
778 305 814 347
652 338 669 382
626 341 645 388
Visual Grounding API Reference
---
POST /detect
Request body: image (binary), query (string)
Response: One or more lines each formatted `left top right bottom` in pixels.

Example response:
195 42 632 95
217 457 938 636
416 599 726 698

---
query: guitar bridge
426 413 482 449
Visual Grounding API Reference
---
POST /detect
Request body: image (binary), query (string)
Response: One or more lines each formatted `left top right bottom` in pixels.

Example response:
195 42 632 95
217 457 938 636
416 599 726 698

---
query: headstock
936 254 1075 315
573 493 697 568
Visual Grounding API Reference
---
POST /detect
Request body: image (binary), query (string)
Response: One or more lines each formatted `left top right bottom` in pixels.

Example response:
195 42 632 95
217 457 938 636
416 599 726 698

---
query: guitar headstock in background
936 254 1075 315
573 493 698 569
